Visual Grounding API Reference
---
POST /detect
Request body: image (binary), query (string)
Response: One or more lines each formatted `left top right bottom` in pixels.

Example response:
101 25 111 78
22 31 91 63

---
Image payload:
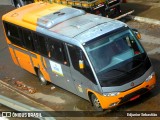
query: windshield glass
85 28 150 87
85 29 144 73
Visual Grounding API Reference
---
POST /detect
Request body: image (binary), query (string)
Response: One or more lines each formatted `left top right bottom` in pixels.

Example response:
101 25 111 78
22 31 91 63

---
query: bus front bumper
93 74 156 109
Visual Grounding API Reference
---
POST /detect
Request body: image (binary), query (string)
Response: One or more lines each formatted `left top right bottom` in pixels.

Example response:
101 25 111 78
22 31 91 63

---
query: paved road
0 0 12 5
122 1 160 20
0 4 160 120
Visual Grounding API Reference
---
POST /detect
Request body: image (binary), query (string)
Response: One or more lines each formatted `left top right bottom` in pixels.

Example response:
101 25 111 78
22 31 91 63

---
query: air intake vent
37 8 85 29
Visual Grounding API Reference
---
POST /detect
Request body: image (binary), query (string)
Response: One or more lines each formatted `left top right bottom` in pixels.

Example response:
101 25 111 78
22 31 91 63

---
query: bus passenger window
48 38 68 65
4 22 22 46
126 35 140 54
48 43 55 58
36 34 48 56
22 29 35 51
7 24 19 38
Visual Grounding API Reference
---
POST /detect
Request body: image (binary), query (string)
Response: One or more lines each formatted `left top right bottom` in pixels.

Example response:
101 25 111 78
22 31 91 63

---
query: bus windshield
85 29 149 87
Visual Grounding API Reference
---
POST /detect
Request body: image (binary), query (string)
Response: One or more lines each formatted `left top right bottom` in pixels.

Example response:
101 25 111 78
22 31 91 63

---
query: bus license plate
130 95 140 101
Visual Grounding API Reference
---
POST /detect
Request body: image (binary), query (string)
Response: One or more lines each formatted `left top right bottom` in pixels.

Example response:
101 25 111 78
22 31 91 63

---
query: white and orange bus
2 2 156 111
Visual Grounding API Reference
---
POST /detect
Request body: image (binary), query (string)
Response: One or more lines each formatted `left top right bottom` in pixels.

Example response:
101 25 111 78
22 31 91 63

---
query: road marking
147 48 160 55
141 34 160 45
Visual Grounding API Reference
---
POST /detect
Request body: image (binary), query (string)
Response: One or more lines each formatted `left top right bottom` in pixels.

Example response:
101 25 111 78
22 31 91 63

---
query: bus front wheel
91 94 103 111
38 70 48 85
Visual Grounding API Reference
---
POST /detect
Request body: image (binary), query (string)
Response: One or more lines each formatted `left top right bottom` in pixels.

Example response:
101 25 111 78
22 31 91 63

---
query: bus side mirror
79 60 84 69
132 29 141 40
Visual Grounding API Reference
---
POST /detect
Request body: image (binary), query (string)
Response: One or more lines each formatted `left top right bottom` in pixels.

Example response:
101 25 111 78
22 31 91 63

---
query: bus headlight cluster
146 72 155 82
103 92 120 97
109 102 119 107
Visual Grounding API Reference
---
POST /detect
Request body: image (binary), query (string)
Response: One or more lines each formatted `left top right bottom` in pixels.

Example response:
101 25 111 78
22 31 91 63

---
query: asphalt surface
121 0 160 20
0 2 160 120
0 0 12 5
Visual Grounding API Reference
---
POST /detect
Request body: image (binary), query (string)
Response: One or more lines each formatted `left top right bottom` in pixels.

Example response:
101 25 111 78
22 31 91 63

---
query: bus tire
91 94 103 111
38 69 48 85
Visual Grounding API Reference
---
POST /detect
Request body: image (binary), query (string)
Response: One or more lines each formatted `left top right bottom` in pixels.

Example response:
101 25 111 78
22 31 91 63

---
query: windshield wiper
128 60 144 73
134 53 147 62
133 59 145 62
109 68 129 74
124 57 146 68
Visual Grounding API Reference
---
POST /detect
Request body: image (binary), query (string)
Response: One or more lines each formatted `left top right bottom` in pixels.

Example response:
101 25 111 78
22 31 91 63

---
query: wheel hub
94 98 100 108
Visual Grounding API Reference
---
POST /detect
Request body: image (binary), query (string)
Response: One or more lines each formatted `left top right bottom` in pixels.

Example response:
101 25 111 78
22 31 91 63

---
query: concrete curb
128 15 160 26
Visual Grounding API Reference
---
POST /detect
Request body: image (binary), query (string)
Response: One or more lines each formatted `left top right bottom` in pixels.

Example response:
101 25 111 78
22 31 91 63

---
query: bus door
14 49 35 74
67 45 97 99
17 29 36 74
46 39 78 93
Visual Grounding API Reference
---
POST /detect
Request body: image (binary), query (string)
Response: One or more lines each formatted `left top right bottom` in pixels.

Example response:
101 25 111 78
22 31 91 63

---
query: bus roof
2 2 126 45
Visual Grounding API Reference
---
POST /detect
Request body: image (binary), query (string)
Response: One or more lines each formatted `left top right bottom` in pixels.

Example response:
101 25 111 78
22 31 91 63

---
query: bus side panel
14 49 35 74
8 47 20 66
10 46 51 82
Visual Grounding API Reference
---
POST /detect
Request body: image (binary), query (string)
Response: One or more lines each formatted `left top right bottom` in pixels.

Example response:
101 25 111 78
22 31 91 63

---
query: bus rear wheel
91 94 103 111
38 70 48 85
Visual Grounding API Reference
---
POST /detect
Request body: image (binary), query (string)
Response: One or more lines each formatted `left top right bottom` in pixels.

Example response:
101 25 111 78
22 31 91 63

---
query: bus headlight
103 92 120 97
146 72 155 82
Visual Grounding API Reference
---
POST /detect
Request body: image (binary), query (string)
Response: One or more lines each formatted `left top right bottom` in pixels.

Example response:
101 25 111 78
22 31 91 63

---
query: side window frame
32 33 48 57
47 37 69 66
3 22 23 47
21 28 35 51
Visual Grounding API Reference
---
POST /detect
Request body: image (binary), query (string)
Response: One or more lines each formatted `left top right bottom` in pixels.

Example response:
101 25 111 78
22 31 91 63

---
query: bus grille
119 88 149 104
